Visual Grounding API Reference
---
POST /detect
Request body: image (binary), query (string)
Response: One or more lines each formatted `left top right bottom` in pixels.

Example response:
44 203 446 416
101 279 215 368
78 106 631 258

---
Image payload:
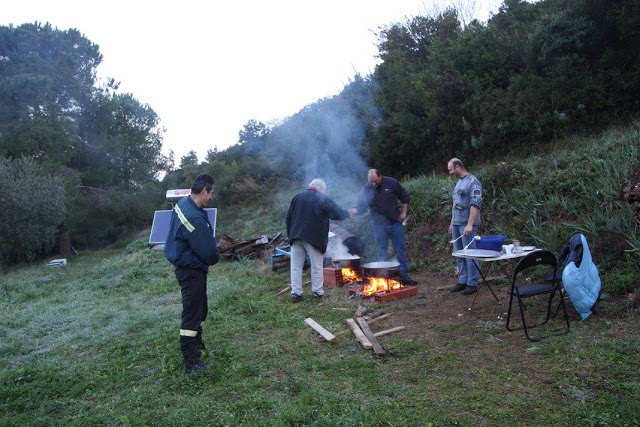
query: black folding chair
506 250 570 342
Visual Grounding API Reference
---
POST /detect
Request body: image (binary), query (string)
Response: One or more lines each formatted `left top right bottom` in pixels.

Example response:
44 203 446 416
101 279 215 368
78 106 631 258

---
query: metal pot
362 261 400 278
331 256 361 270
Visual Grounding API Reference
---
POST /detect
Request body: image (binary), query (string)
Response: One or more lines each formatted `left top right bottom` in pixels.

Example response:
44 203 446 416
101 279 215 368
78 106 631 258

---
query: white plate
453 249 502 258
521 246 536 251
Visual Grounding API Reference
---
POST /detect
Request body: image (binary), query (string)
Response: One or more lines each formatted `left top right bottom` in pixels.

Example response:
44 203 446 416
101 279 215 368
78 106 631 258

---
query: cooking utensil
461 235 480 251
362 261 400 278
331 256 361 270
449 235 463 244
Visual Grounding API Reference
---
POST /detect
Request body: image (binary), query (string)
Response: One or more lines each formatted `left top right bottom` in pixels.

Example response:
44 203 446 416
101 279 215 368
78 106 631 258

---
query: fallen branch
275 281 311 296
304 318 336 342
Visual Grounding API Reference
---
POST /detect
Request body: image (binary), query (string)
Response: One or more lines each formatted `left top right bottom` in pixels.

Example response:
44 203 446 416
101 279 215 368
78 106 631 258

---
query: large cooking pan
362 261 400 278
331 256 361 270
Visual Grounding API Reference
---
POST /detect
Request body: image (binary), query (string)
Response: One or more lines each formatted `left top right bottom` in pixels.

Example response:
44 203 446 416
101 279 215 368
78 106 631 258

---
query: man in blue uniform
164 174 219 372
286 178 351 302
350 169 417 285
448 158 482 295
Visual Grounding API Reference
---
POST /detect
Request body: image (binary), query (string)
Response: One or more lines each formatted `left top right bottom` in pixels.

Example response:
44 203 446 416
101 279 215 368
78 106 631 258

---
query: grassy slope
1 126 639 425
1 237 638 426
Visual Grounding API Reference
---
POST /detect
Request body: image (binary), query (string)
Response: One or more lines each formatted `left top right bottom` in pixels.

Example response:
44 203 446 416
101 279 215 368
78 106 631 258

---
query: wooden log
275 281 311 296
335 313 393 337
356 317 387 356
304 318 336 342
346 318 372 349
373 326 405 338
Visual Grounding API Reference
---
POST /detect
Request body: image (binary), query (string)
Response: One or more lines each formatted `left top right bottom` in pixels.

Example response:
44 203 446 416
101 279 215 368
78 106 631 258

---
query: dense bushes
403 125 640 294
0 157 68 265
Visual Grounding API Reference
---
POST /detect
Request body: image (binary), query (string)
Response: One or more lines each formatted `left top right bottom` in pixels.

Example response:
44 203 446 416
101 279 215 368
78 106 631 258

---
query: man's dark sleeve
188 217 219 266
285 197 294 236
395 181 410 204
325 197 349 221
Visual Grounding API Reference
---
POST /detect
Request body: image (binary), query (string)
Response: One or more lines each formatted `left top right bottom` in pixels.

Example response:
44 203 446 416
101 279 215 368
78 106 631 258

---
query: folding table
453 248 541 310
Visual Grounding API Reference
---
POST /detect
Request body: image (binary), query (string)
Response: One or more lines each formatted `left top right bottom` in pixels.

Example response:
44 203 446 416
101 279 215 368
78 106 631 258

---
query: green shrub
0 157 68 264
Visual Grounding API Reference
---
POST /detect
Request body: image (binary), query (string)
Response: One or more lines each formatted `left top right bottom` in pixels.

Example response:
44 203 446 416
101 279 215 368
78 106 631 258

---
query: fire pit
339 266 418 302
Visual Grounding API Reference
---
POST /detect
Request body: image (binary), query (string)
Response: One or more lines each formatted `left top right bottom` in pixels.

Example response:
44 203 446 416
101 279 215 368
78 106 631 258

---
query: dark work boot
180 335 208 373
461 286 477 295
195 328 208 357
450 283 466 292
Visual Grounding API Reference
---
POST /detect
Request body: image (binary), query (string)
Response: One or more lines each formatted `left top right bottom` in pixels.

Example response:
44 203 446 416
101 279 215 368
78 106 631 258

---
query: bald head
447 158 467 178
367 169 382 187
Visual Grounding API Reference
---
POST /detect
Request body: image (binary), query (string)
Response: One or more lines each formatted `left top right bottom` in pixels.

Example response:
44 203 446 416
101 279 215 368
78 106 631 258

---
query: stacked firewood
217 232 287 259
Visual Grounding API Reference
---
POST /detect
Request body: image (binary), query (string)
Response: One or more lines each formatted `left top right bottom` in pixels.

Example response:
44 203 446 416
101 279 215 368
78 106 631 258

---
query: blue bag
561 234 601 320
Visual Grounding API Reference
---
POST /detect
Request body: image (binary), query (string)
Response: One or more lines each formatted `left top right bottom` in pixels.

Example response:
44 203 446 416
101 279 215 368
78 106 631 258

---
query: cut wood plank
365 313 392 324
373 326 405 337
357 317 387 356
334 313 393 338
304 318 336 342
346 318 372 349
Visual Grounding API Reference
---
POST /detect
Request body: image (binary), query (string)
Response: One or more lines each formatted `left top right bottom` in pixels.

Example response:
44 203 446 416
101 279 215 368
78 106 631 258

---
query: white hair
308 178 326 192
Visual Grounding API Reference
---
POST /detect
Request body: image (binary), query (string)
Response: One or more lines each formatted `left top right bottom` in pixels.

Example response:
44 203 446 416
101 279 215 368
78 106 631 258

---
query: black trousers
175 267 208 335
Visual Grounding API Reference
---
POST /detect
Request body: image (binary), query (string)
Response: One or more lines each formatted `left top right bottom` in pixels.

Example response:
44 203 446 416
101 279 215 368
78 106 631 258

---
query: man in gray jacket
286 179 351 302
448 158 482 295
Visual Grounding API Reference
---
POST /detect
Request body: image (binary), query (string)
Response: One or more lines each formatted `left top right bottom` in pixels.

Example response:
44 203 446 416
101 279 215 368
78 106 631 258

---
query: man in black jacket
350 169 417 285
286 178 351 302
165 174 219 372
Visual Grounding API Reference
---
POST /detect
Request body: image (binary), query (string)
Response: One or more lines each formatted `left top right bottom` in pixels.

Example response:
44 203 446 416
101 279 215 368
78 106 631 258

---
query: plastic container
475 235 507 252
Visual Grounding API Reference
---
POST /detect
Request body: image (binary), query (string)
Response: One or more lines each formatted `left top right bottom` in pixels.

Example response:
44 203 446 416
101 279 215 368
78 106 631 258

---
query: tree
0 157 68 265
205 147 219 163
0 23 102 163
180 150 199 168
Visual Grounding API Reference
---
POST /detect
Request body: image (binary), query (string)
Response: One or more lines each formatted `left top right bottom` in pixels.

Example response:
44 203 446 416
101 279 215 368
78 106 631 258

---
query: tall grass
402 125 640 294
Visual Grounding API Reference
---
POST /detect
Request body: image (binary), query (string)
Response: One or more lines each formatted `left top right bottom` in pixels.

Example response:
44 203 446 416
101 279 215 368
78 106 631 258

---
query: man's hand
463 224 473 236
398 212 407 222
448 224 453 235
348 208 357 216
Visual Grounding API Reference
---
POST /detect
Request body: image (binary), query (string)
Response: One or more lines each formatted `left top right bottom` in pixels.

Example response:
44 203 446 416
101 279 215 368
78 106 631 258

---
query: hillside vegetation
222 124 639 295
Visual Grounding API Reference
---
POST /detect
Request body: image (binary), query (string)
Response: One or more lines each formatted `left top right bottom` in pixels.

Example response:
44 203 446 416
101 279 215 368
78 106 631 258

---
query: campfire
339 267 418 302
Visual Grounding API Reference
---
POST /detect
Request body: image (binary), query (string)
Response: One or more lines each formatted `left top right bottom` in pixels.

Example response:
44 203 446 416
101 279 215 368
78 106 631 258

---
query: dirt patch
329 267 587 343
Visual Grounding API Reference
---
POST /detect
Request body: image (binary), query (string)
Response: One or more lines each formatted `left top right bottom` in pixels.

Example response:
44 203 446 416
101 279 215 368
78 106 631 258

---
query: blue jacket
286 188 350 253
164 196 219 272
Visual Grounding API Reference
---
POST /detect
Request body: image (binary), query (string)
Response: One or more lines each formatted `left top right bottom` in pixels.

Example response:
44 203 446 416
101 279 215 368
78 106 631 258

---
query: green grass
1 237 639 426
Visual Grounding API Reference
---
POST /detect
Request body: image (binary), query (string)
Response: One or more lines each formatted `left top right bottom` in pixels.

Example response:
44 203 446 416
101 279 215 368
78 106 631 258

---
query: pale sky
2 0 502 162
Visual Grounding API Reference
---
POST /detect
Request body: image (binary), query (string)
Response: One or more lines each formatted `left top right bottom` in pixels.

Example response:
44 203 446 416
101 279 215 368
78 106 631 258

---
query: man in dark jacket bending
286 178 351 302
165 174 219 372
350 169 417 285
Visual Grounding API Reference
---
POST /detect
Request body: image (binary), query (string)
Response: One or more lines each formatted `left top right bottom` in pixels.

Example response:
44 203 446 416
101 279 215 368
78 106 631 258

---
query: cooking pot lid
332 255 360 261
363 261 400 268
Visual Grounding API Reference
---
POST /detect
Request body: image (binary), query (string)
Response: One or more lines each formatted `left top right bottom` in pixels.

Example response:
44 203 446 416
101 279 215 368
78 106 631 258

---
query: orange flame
362 277 402 296
341 268 360 281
